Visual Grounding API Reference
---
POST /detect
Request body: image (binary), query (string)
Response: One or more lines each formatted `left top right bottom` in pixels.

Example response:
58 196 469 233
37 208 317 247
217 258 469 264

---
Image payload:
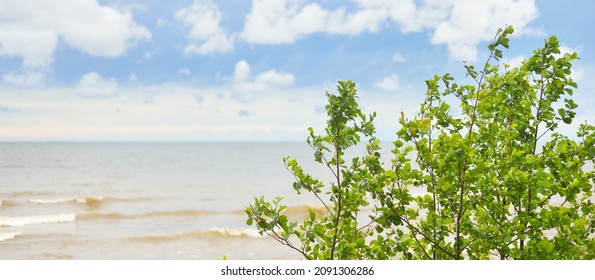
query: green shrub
246 26 595 260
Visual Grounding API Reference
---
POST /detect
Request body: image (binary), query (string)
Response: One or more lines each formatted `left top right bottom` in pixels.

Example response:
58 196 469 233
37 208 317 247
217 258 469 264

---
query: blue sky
1 0 594 141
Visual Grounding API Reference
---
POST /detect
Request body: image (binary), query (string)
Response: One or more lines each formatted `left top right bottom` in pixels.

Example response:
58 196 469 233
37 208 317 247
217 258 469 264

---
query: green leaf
494 49 503 60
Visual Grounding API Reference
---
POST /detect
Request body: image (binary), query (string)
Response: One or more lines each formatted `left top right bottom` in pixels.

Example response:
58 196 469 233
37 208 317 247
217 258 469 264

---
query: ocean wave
0 199 17 207
29 196 104 205
274 205 332 221
0 213 76 227
208 227 262 238
5 191 58 198
126 228 262 242
78 209 236 221
27 196 156 207
77 205 332 222
283 205 329 217
0 232 22 242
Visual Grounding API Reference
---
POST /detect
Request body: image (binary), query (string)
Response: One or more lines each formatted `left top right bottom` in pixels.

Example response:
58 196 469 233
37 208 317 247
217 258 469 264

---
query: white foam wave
127 228 263 242
0 213 76 227
29 196 104 205
29 198 70 204
0 232 22 241
208 228 262 238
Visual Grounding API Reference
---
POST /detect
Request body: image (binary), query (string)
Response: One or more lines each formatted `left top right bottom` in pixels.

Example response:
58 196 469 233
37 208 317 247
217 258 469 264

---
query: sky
0 0 594 142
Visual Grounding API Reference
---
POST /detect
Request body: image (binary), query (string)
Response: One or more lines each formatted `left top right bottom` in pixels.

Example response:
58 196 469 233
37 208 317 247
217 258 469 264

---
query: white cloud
571 67 585 83
0 0 150 85
178 68 191 76
0 85 326 141
59 3 151 57
355 0 446 33
176 0 234 55
559 45 580 58
428 0 538 61
3 70 47 86
392 52 406 63
255 70 295 86
242 0 386 44
241 0 539 62
156 17 167 27
234 60 251 82
144 48 160 60
359 0 539 61
374 74 401 91
0 1 150 58
326 6 387 35
76 72 119 98
542 44 584 82
1 79 592 142
129 74 138 82
502 56 525 68
232 60 295 93
241 0 321 44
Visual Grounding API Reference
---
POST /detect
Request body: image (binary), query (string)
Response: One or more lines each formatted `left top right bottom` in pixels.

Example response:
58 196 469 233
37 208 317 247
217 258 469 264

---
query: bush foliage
246 26 595 260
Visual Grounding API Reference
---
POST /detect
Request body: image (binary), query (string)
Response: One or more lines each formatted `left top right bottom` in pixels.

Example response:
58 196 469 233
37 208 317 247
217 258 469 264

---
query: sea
0 142 368 260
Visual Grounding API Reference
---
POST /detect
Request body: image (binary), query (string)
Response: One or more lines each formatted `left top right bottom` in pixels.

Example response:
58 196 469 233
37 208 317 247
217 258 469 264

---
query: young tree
246 80 384 259
246 26 595 259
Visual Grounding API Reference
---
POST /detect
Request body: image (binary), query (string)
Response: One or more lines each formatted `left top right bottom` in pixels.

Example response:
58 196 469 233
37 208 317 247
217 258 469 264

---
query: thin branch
285 165 332 215
307 142 339 180
312 192 332 215
266 229 312 260
408 223 434 260
536 193 557 209
357 219 376 231
536 119 562 142
580 219 595 239
249 206 312 260
378 194 457 259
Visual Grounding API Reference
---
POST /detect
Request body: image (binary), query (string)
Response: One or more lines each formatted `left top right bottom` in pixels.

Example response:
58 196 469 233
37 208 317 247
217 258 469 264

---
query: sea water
0 142 356 259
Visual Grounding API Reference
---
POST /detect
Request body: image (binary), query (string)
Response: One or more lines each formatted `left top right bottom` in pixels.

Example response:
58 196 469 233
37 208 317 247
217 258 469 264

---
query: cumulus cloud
0 0 150 85
374 74 402 91
241 0 319 44
234 60 251 82
358 0 539 61
76 72 119 98
255 70 295 87
241 0 385 44
429 0 539 61
232 60 295 92
0 1 150 58
176 0 234 55
2 70 47 86
241 0 539 61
